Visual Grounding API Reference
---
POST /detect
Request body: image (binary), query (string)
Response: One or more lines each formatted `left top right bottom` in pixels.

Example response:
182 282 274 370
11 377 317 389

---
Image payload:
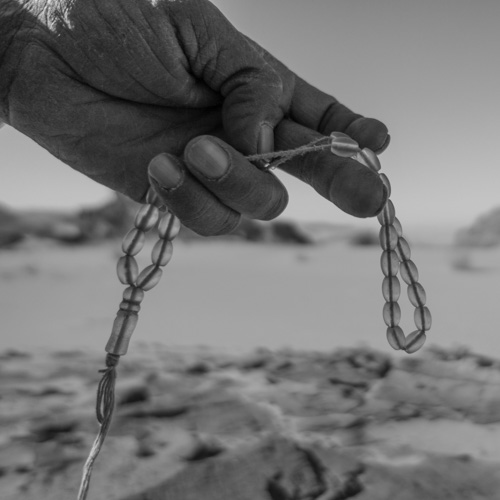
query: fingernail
187 138 229 179
376 134 391 154
148 153 182 189
258 123 274 154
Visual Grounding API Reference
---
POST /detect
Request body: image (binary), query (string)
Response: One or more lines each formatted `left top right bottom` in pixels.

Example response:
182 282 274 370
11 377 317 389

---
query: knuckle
255 189 289 221
233 177 288 220
184 211 241 237
211 213 242 236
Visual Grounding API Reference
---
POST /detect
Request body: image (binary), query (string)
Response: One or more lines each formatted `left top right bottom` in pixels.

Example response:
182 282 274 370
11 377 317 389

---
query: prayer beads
330 132 361 157
330 132 432 354
408 283 426 307
116 255 139 285
382 276 401 302
80 129 432 500
105 194 180 357
152 239 173 266
136 265 163 291
122 228 146 256
78 189 181 500
158 212 181 239
381 250 400 276
357 148 381 171
405 330 427 354
379 225 398 250
134 203 160 231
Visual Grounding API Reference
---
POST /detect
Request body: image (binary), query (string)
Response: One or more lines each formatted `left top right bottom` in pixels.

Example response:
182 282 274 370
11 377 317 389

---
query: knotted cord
246 136 332 169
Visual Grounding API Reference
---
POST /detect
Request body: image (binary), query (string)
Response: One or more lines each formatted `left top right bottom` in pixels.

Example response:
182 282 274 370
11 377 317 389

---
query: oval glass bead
407 282 426 307
122 228 146 256
383 301 401 327
400 259 419 284
414 306 432 331
380 250 400 277
405 330 427 354
397 236 411 261
357 148 381 172
158 213 181 240
379 225 398 250
117 255 139 285
386 326 405 351
377 200 395 226
379 173 391 197
134 204 160 232
382 276 401 302
122 286 145 305
152 239 173 267
136 265 163 291
329 132 361 157
145 187 165 209
392 217 403 237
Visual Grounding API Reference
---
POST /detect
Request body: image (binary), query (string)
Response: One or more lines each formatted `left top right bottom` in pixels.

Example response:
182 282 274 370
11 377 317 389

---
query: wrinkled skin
2 0 390 235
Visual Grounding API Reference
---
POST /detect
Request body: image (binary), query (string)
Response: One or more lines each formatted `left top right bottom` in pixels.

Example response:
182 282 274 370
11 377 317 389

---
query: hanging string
77 353 119 500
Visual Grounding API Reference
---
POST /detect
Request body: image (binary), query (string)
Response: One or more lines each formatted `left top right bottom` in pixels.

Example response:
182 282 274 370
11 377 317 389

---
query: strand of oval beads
329 132 432 354
77 188 180 500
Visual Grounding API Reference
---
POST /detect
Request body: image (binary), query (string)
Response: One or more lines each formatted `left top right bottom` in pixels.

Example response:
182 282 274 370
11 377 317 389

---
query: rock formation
455 206 500 247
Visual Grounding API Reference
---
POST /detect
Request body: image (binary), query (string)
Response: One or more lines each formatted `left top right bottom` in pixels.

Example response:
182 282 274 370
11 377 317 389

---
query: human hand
2 0 389 235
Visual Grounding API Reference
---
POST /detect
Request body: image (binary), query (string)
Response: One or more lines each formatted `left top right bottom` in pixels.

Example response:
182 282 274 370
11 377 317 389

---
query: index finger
240 35 390 153
290 77 390 154
273 118 388 218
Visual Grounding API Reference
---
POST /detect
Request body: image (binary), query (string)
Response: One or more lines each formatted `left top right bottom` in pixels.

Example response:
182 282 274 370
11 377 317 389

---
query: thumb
221 51 286 157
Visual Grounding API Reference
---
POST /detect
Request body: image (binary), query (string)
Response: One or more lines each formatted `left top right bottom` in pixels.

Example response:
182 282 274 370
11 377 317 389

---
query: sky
1 0 499 241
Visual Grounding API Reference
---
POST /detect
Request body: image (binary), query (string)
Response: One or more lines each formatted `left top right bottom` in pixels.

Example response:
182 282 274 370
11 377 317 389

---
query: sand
1 238 499 355
1 238 500 499
2 344 500 499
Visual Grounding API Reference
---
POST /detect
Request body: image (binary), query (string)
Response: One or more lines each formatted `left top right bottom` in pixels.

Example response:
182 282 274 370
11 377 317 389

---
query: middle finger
183 136 289 221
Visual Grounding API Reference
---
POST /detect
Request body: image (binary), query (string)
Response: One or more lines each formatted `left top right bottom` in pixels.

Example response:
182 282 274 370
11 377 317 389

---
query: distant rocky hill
0 195 135 246
0 194 366 248
455 206 500 247
0 204 24 247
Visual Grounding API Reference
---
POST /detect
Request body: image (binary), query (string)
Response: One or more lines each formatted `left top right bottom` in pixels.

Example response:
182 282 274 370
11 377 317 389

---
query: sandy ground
2 344 500 499
2 239 500 499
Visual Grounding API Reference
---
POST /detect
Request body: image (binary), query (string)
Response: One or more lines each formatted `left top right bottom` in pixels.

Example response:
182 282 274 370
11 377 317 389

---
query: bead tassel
77 354 118 500
78 191 180 500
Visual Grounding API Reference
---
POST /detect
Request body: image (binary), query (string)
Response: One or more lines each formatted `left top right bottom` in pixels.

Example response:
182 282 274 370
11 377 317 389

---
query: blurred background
1 0 500 355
